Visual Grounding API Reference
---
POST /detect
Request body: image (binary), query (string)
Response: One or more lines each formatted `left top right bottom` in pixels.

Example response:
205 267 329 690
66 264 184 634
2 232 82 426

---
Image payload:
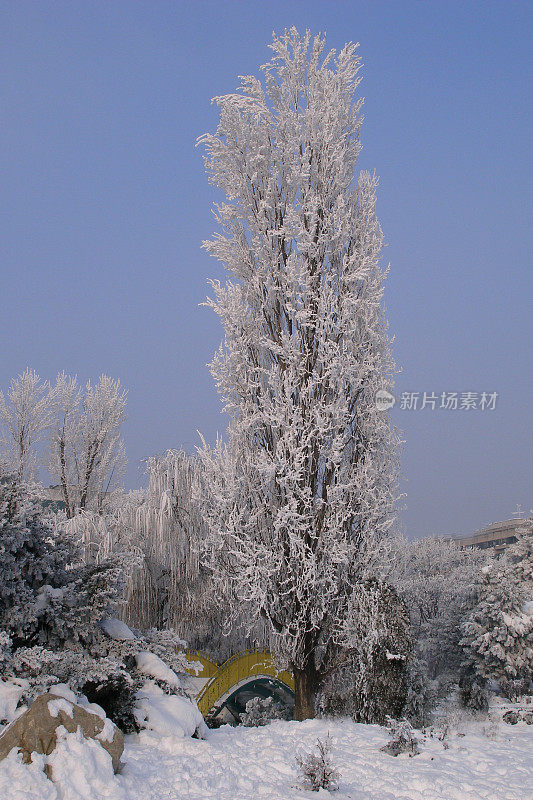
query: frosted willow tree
198 29 400 719
122 450 206 634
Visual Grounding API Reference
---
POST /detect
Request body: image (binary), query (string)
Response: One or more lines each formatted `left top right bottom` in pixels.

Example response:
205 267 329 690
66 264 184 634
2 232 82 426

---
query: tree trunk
293 663 320 721
59 438 72 519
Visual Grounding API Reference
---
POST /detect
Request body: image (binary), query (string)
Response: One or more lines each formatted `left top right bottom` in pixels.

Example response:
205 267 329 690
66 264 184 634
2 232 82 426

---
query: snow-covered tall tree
320 579 411 724
48 373 127 516
198 28 400 719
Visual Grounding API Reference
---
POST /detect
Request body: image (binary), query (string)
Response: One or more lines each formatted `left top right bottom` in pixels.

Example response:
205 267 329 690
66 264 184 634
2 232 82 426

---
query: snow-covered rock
0 693 123 773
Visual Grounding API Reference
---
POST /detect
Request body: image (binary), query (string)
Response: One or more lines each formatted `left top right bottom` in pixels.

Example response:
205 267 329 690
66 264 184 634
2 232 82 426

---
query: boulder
0 693 123 773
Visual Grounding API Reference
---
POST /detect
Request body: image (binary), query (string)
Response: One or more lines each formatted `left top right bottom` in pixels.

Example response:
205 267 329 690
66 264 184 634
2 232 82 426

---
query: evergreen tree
0 468 71 645
460 523 533 701
388 534 486 680
0 466 189 728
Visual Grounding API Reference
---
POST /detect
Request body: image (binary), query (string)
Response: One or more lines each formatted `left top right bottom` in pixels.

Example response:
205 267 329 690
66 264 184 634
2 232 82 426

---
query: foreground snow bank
0 750 56 800
1 713 531 799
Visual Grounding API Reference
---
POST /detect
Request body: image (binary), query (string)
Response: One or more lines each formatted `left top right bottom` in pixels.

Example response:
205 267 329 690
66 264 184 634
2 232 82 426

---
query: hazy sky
1 1 531 539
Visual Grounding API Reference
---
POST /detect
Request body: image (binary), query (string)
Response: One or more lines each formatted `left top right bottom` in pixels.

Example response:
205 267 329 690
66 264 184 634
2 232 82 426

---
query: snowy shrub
458 669 489 712
460 523 533 703
240 696 291 727
5 627 192 733
140 628 189 678
482 714 500 740
83 673 139 733
430 696 476 747
79 628 190 732
0 632 13 669
499 677 531 702
403 659 436 728
296 734 340 792
0 471 73 636
380 717 419 757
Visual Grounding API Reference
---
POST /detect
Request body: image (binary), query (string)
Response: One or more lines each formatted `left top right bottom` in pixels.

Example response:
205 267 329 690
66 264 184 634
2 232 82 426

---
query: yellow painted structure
188 649 294 718
184 650 219 678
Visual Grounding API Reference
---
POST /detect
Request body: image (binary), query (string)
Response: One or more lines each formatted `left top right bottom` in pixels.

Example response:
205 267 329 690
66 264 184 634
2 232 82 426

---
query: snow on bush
240 696 291 727
296 733 340 792
134 681 206 739
380 718 420 757
99 618 136 641
135 652 181 690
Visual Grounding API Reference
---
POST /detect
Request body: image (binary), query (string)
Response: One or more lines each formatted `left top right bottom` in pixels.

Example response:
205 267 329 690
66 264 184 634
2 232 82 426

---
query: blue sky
1 0 531 538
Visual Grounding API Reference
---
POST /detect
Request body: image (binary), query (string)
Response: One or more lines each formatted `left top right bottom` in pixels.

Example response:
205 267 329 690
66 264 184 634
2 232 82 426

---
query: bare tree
49 373 127 516
0 368 52 480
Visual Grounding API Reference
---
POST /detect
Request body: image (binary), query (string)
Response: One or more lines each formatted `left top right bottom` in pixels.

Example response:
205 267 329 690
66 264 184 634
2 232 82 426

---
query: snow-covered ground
1 707 532 800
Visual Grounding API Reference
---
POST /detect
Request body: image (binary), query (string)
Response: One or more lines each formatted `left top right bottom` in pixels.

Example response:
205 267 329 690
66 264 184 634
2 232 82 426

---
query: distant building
42 484 66 512
42 485 109 514
451 518 525 555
